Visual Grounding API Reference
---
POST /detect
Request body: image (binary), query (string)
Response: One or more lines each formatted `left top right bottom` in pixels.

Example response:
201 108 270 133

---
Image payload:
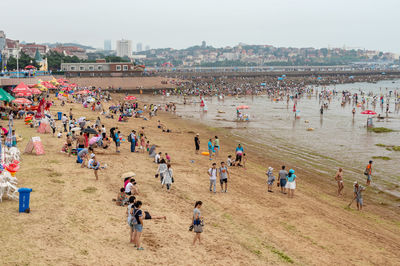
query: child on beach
146 141 150 152
227 155 235 167
207 139 213 160
165 153 171 163
117 188 128 206
266 167 275 192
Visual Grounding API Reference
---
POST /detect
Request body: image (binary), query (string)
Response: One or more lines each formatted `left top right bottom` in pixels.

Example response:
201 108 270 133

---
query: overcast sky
2 0 399 53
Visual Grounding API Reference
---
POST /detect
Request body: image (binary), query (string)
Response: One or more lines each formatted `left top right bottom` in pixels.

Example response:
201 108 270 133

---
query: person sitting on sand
227 155 235 167
155 152 162 164
102 137 111 149
125 179 137 195
117 188 128 206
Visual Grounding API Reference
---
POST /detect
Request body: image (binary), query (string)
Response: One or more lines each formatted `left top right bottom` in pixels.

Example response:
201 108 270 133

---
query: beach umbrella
30 87 42 95
89 136 101 145
13 82 31 94
12 98 32 105
75 90 90 95
124 96 137 101
121 172 136 180
83 127 98 135
361 110 377 115
236 105 249 110
0 88 15 102
24 65 36 69
15 91 33 97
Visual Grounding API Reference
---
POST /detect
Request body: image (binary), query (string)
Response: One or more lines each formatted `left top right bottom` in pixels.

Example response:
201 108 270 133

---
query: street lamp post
16 43 20 78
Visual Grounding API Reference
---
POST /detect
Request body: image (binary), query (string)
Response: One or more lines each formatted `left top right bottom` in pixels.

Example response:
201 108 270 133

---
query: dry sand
0 95 400 265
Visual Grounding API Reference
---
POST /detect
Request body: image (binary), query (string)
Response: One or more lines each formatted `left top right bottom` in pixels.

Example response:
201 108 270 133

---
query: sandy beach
0 93 400 265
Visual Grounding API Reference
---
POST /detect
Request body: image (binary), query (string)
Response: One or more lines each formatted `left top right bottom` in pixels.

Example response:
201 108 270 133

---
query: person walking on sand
161 164 173 191
266 167 275 192
194 133 200 154
208 163 217 193
132 201 144 250
66 133 73 157
214 136 220 157
192 201 203 246
128 130 136 153
219 161 230 193
335 168 344 196
114 130 121 153
278 166 288 194
235 144 244 166
365 160 373 186
285 169 297 198
126 196 136 244
207 139 213 160
353 182 366 211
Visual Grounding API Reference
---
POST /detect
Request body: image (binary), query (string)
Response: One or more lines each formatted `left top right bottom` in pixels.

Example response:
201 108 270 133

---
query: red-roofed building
21 43 48 57
51 46 88 60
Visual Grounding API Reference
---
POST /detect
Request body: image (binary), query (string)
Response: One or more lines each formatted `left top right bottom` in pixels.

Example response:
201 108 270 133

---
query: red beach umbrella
12 98 32 105
361 110 377 115
124 96 137 101
236 105 249 110
13 82 31 94
29 87 42 95
75 90 90 95
15 91 33 97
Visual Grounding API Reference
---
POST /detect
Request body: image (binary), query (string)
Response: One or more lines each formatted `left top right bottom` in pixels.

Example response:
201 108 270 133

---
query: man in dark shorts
219 161 230 193
278 166 288 194
77 132 86 149
194 133 200 154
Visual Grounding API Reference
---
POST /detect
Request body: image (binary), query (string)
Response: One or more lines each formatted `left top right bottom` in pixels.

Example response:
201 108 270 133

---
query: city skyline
1 0 400 54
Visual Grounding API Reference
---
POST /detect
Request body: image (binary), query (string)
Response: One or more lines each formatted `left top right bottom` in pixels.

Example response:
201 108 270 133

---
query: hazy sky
2 0 400 53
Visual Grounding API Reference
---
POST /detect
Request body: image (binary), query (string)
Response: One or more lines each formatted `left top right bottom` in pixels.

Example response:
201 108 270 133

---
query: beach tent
24 136 45 155
37 122 52 134
0 89 15 102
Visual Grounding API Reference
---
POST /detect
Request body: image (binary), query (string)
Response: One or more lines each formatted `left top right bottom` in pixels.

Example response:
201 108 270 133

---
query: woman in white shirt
161 164 173 191
156 159 168 184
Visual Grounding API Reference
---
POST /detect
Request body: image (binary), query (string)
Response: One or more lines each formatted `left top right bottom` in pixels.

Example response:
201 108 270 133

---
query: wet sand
0 94 400 265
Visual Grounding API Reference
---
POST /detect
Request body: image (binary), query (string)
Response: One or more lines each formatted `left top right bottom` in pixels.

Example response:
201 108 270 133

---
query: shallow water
141 79 400 197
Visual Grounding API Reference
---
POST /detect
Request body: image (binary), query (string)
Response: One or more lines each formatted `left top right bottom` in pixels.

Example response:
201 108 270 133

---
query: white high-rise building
136 42 142 52
116 39 132 58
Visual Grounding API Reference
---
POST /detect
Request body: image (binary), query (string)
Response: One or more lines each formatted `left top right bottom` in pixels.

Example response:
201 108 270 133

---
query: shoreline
0 93 399 265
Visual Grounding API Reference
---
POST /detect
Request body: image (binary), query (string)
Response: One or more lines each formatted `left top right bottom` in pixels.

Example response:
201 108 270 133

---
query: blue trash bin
18 188 32 213
77 148 83 163
57 112 62 120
